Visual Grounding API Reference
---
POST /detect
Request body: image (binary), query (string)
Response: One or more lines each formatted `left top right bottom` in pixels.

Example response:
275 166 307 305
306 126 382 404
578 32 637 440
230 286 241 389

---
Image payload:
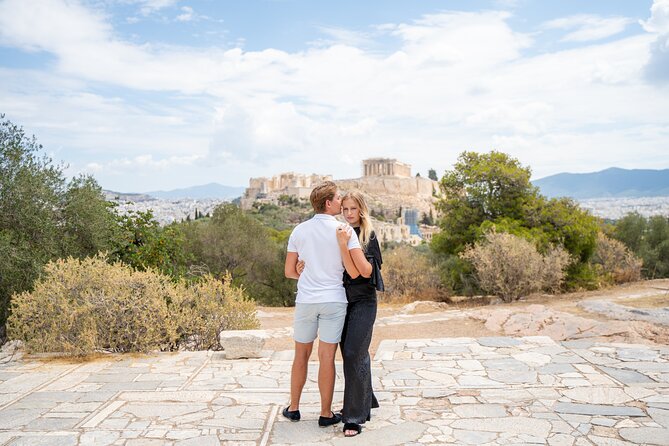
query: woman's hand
296 260 305 276
336 224 352 245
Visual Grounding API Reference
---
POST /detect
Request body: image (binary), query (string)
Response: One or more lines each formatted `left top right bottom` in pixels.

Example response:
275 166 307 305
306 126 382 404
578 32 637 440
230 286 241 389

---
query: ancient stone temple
362 158 412 178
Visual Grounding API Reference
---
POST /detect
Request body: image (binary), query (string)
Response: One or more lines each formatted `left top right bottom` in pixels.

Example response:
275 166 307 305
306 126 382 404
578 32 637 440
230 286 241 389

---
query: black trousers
340 296 379 424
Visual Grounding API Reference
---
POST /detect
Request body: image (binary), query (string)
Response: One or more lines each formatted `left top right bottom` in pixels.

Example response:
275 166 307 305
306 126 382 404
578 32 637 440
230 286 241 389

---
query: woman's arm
350 248 373 278
337 226 361 278
337 225 373 278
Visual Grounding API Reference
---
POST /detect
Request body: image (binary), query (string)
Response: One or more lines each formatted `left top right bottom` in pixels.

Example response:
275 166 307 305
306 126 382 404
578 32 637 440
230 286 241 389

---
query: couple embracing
283 181 383 437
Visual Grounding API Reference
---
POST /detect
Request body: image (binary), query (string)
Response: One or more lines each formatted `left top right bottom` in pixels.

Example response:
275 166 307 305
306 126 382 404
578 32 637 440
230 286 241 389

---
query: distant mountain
533 167 669 199
103 190 155 202
146 183 245 200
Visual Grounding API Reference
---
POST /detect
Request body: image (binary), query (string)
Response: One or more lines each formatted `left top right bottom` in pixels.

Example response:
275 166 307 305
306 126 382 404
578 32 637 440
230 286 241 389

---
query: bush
612 213 669 279
7 256 258 355
591 233 642 284
382 245 443 302
461 232 571 302
174 274 259 350
542 247 573 293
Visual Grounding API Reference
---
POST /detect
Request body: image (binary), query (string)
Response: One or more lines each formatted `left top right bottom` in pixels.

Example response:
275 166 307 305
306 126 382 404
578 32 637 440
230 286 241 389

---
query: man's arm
285 252 300 279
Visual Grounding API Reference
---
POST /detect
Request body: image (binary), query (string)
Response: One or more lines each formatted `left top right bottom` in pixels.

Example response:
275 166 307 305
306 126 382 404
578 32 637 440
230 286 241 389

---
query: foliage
7 256 258 355
382 245 443 302
172 273 259 350
436 254 478 296
612 213 669 279
432 151 600 292
249 200 312 231
7 256 177 354
112 210 190 278
461 231 571 302
183 204 297 306
420 209 435 226
61 175 121 259
591 233 642 284
0 116 65 327
428 168 438 181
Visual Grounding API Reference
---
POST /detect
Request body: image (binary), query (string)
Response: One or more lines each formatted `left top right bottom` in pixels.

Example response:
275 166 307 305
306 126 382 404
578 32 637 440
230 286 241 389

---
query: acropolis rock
240 158 440 244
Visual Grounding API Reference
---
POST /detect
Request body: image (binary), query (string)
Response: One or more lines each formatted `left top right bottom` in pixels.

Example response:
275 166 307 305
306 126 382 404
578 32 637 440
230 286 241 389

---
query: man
283 181 361 427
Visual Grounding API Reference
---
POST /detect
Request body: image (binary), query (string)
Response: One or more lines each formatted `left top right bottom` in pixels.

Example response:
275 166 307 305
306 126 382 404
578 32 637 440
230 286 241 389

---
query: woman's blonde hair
342 191 374 250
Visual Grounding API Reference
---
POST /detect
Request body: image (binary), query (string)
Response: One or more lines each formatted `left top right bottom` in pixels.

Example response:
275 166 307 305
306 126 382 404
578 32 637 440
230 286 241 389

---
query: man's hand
296 260 305 276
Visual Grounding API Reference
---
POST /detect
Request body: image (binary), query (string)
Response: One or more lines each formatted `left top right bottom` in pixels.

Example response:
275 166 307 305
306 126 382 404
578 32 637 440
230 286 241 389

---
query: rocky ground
0 279 666 445
258 279 669 354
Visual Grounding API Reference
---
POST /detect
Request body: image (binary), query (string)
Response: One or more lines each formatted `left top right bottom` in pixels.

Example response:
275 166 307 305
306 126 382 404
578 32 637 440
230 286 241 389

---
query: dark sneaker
318 411 342 427
282 406 300 422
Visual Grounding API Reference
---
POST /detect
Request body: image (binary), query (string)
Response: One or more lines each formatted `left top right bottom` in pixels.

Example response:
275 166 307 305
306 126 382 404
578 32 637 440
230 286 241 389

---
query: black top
343 228 384 301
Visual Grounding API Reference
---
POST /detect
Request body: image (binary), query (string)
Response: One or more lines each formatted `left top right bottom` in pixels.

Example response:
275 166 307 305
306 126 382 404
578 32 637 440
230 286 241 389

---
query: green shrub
7 256 258 355
612 213 669 279
461 231 571 302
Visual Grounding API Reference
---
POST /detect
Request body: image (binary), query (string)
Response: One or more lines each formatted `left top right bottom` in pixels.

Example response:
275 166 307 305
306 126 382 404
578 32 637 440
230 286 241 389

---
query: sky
0 0 668 193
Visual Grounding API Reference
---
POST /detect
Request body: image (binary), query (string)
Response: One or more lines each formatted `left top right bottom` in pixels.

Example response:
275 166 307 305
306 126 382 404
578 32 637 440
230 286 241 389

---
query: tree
420 209 435 226
432 150 600 293
428 168 438 181
183 204 297 305
0 116 64 329
112 210 190 278
61 175 120 258
432 151 538 254
612 213 669 279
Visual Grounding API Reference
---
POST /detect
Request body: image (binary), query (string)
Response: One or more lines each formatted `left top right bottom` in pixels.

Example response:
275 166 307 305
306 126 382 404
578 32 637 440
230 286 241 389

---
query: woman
335 191 383 437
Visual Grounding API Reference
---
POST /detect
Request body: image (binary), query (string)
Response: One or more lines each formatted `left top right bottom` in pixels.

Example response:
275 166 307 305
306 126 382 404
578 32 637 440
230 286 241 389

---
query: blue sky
1 0 668 192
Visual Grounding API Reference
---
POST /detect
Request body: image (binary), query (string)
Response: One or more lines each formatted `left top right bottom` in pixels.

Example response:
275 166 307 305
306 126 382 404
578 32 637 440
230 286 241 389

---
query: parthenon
362 158 411 178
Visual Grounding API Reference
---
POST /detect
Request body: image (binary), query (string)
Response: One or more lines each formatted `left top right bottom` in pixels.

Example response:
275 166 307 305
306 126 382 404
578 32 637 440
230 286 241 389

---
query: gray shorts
293 302 348 344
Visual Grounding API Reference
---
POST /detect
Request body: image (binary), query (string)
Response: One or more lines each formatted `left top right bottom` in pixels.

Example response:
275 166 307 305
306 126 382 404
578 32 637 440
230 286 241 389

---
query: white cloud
641 0 669 33
0 1 667 190
176 5 193 21
390 11 531 66
311 26 374 48
543 14 633 42
641 0 669 83
134 0 178 16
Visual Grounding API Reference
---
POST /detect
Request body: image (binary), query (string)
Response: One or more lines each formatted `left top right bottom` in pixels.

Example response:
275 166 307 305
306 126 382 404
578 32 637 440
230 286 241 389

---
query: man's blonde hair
310 181 338 213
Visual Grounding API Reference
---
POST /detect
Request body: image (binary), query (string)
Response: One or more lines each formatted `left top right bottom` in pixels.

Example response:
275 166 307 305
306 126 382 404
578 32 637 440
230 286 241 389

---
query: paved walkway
1 336 668 445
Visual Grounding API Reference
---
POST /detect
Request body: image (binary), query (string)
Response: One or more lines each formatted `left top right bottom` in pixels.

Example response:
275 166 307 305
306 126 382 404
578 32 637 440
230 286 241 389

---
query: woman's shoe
282 406 300 422
318 411 342 427
343 422 362 437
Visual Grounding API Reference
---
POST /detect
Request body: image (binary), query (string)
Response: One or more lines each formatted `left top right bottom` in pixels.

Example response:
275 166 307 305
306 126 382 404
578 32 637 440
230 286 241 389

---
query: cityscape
111 194 669 226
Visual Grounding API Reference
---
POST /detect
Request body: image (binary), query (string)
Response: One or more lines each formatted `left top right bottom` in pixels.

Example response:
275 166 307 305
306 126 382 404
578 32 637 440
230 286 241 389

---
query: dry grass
614 293 669 308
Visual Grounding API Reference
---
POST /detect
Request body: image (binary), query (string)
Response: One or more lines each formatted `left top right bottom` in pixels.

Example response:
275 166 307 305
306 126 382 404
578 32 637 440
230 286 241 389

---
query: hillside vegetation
2 116 668 350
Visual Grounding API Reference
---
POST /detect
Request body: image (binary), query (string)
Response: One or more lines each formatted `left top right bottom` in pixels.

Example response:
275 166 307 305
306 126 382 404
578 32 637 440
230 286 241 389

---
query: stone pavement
1 336 668 445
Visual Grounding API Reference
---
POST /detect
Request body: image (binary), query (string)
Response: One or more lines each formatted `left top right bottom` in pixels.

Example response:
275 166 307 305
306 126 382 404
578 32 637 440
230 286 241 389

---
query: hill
146 183 245 200
103 190 155 202
533 167 669 199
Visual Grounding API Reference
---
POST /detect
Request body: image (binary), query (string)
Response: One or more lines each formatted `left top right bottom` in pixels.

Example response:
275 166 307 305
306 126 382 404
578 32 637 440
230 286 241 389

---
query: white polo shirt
287 214 361 304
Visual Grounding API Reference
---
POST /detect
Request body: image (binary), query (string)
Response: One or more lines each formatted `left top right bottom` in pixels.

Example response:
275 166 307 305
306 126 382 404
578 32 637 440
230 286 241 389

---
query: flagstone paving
0 336 668 445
